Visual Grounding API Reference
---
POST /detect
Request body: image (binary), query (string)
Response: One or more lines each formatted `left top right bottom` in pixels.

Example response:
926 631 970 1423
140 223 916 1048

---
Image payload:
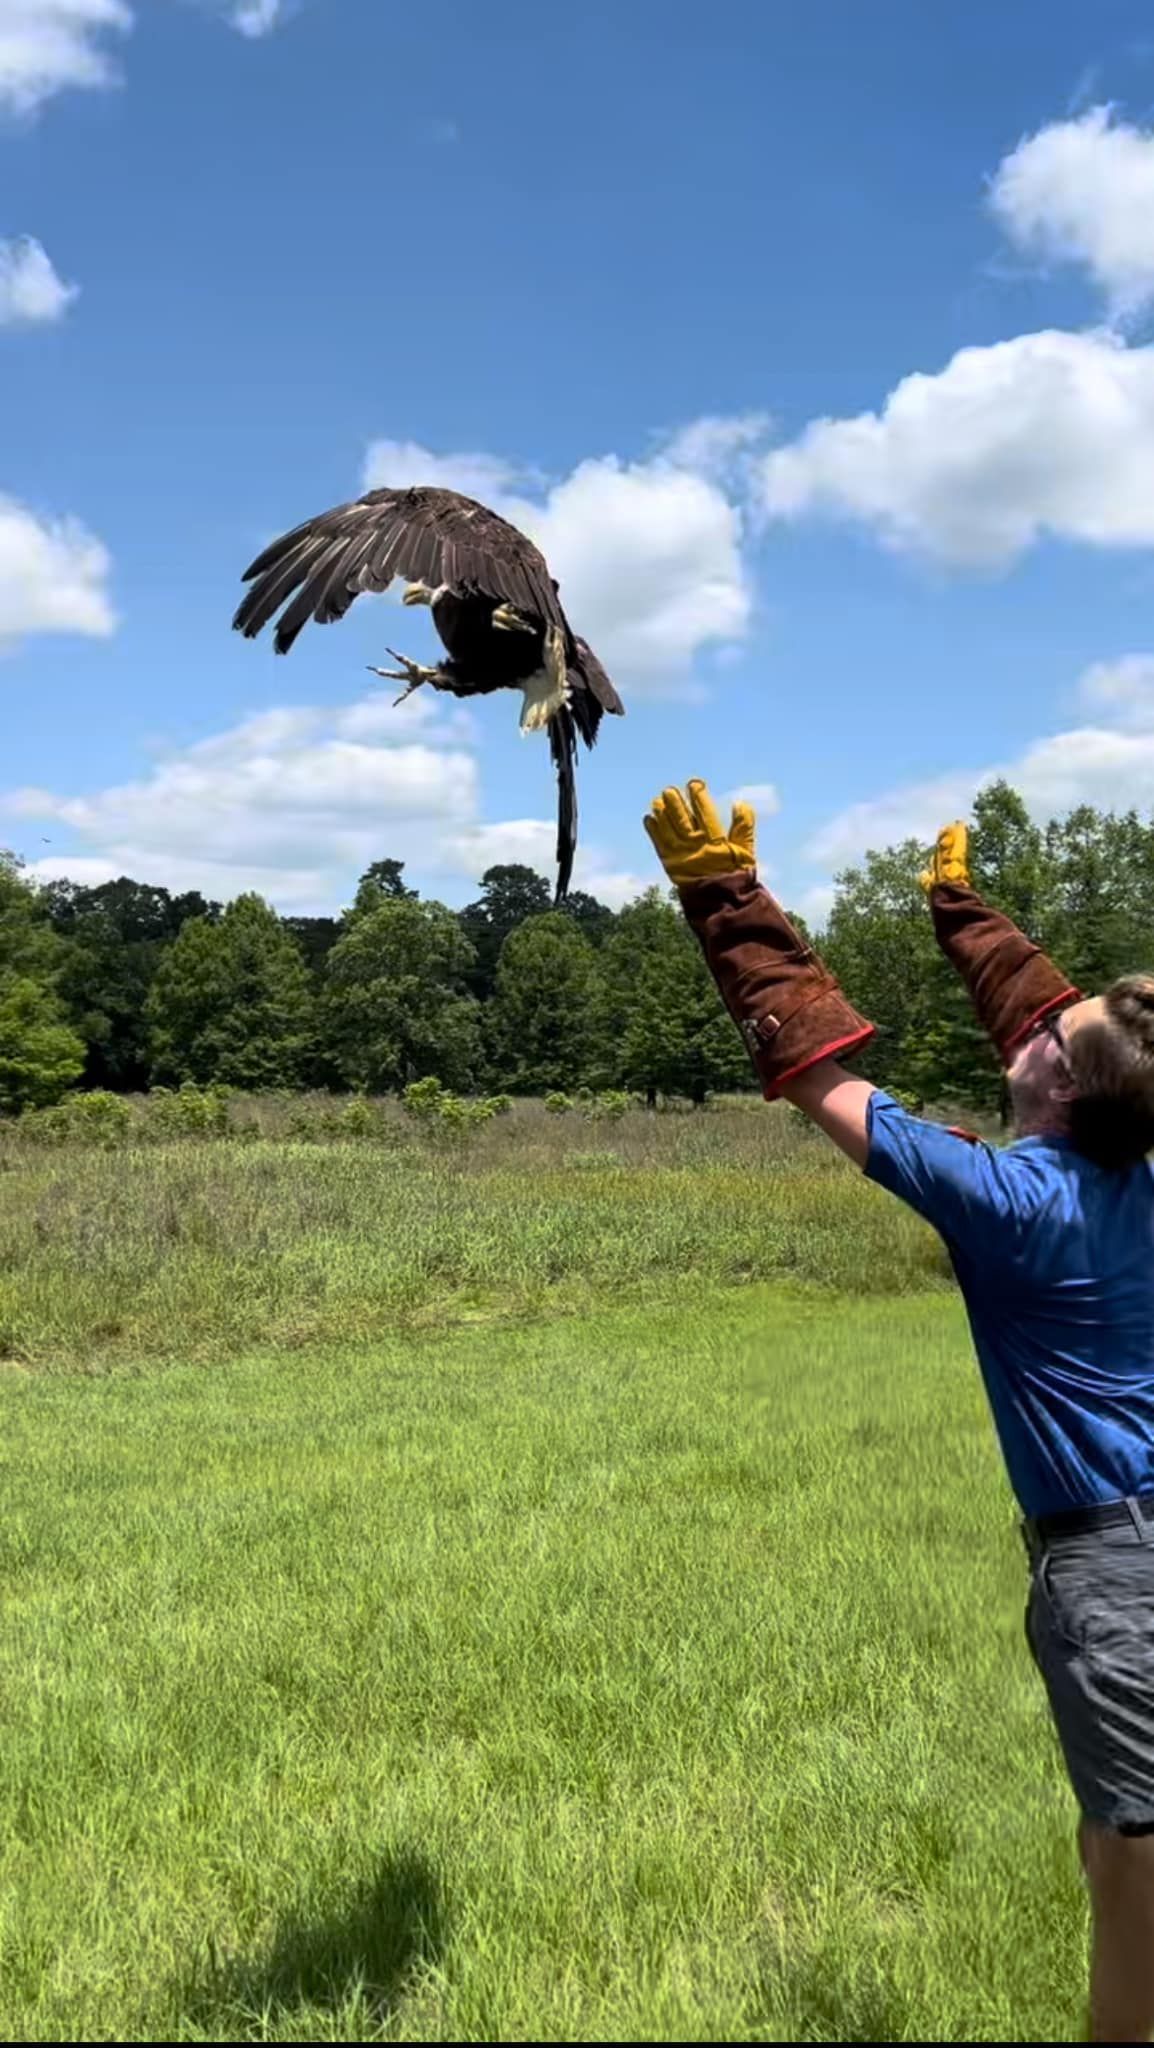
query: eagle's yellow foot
367 651 445 706
492 603 533 634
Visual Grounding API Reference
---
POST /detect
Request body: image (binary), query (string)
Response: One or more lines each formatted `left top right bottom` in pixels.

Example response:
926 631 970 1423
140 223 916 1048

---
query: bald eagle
231 485 624 901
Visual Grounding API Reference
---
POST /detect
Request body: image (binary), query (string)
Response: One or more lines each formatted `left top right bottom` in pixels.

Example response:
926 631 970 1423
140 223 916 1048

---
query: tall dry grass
0 1098 950 1372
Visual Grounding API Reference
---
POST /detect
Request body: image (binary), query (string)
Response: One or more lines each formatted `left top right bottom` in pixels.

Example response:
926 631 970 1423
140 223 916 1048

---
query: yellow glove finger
658 785 697 841
729 801 756 864
687 778 725 843
643 813 669 859
644 812 675 861
931 821 971 888
645 792 691 861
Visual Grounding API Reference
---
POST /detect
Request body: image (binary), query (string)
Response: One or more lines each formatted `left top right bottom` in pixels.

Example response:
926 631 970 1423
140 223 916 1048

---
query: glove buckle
740 1015 780 1051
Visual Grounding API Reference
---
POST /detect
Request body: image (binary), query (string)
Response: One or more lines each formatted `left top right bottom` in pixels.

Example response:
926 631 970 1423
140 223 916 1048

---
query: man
645 778 1154 2044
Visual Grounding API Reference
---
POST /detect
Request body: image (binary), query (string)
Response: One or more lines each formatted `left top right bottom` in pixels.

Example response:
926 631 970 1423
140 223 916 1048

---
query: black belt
1024 1494 1154 1547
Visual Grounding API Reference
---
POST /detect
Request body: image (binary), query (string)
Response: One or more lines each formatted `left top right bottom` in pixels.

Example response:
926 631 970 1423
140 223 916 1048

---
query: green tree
283 915 341 977
592 890 749 1103
323 896 481 1092
458 865 553 1001
146 894 316 1087
0 978 86 1113
350 858 418 917
1043 806 1154 993
558 889 617 946
0 854 84 1111
45 876 219 1090
822 839 997 1109
488 911 599 1093
969 781 1050 931
777 782 1154 1115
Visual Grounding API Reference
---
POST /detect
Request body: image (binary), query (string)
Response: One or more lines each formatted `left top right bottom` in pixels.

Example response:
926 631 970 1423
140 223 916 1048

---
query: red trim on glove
1001 987 1082 1055
764 1024 876 1100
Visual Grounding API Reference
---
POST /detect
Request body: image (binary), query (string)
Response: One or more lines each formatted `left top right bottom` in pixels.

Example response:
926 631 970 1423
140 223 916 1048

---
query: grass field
0 1098 952 1373
0 1104 1085 2041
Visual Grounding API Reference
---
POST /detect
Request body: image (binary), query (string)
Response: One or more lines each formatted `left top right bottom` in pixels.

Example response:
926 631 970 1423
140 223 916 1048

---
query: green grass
0 1102 949 1373
1 1286 1084 2042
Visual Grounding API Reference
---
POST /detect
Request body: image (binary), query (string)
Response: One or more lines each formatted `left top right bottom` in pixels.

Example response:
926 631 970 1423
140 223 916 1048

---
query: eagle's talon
367 651 442 705
492 602 533 634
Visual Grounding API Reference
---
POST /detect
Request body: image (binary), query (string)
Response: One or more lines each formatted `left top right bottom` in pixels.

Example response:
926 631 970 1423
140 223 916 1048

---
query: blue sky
5 0 1154 917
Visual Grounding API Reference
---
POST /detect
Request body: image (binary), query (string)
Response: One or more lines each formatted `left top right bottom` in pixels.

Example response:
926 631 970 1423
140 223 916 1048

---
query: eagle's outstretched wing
232 486 568 655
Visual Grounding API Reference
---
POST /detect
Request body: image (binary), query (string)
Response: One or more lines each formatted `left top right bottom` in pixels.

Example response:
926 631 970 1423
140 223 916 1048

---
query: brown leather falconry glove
922 823 1081 1061
644 780 875 1099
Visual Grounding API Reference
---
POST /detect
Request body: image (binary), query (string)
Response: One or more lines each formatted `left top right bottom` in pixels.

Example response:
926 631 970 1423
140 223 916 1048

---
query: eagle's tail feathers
549 706 578 903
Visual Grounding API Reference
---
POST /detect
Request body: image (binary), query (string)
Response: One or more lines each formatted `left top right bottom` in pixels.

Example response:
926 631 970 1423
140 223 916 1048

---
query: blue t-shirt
865 1091 1154 1518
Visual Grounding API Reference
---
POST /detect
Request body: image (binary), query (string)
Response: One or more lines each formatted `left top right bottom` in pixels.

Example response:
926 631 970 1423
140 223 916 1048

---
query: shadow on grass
748 1925 918 2044
181 1846 447 2038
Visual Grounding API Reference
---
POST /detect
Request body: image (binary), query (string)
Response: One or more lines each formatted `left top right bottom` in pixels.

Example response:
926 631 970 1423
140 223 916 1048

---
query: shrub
402 1077 448 1119
338 1097 380 1138
147 1083 230 1138
544 1091 573 1114
437 1094 503 1130
16 1089 134 1147
584 1090 634 1121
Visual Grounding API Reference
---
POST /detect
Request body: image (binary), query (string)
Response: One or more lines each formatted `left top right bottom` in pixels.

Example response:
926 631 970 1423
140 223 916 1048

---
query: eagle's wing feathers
233 486 565 655
572 638 624 718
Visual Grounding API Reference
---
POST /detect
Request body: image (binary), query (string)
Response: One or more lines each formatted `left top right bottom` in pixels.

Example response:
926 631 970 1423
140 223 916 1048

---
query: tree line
3 780 1153 1117
0 854 749 1112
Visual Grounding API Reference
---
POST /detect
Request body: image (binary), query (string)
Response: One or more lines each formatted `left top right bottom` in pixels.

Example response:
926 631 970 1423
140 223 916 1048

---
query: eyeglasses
1032 1009 1073 1073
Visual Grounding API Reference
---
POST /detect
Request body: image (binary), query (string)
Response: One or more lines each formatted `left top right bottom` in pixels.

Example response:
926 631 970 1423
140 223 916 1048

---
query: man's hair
1068 974 1154 1170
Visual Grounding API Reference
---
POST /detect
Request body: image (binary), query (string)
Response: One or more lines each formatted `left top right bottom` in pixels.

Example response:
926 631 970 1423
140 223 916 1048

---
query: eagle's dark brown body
232 485 623 900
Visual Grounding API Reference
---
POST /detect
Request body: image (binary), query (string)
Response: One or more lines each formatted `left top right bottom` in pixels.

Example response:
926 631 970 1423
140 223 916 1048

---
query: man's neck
1013 1108 1070 1143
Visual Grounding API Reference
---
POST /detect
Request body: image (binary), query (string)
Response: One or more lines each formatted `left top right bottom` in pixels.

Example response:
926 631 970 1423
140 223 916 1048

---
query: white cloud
0 494 115 646
724 781 780 816
5 688 641 911
437 826 647 907
0 1 288 115
25 853 119 887
332 686 478 747
573 865 652 911
797 882 837 926
658 412 773 487
438 818 555 877
363 428 756 694
229 0 281 33
806 768 991 871
7 700 478 908
0 0 132 115
0 235 77 324
1077 653 1154 730
990 105 1154 318
364 440 530 512
805 653 1154 878
761 327 1154 568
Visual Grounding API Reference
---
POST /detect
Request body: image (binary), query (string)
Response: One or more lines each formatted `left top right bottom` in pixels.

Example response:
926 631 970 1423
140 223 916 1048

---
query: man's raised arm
643 778 878 1167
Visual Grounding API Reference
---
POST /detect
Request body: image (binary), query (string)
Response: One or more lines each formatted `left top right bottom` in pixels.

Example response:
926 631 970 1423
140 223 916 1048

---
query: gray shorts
1025 1521 1154 1834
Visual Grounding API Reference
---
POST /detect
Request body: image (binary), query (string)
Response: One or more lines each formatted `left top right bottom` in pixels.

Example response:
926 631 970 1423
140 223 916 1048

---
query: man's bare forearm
779 1059 877 1170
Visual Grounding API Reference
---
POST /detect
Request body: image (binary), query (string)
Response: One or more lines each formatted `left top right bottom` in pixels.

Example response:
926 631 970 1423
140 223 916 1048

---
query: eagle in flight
232 485 624 901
